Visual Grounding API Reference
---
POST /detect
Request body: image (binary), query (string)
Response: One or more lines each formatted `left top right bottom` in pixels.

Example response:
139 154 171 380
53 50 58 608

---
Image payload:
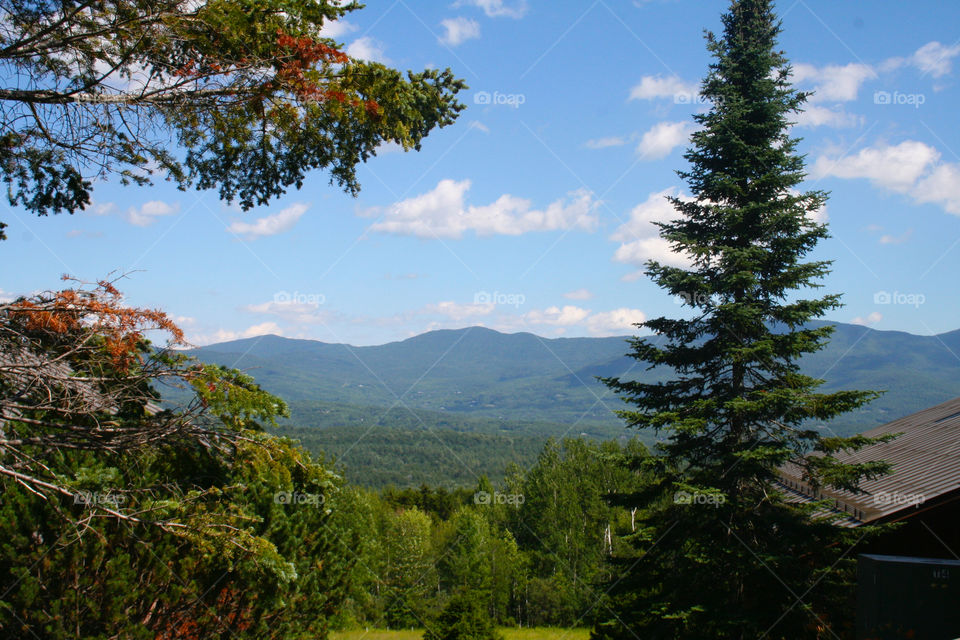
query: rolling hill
184 322 960 486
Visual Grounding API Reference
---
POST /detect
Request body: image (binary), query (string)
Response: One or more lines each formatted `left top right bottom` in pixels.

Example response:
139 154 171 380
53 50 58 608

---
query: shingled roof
778 396 960 526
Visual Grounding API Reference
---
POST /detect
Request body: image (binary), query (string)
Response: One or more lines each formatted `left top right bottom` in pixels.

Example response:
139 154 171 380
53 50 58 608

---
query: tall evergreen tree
593 1 891 638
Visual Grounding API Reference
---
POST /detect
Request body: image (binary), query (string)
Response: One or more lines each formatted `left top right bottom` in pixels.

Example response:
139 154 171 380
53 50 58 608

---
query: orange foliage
275 30 365 104
173 59 196 78
8 276 186 373
276 31 349 66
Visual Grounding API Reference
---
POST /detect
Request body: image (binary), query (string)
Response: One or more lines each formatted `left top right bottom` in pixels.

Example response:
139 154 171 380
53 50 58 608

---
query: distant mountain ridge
189 321 960 437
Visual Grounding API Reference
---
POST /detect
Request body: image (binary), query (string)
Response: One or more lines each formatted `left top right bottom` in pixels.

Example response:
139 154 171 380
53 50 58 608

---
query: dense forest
3 0 950 637
330 437 648 629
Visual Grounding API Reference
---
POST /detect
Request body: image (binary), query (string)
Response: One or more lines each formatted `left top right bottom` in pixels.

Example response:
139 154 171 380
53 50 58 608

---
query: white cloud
813 140 960 216
319 19 357 39
126 200 179 227
911 41 960 77
884 41 960 78
879 229 913 245
807 198 829 225
524 305 591 326
90 201 115 216
469 120 490 133
346 37 389 63
439 17 481 46
585 136 627 149
197 322 284 345
912 163 960 214
424 301 496 321
365 179 599 238
812 141 939 193
245 299 328 324
629 75 698 102
610 188 691 277
520 304 645 336
636 121 696 159
377 141 404 154
563 288 594 300
456 0 528 18
585 308 646 335
793 105 863 128
851 312 882 326
228 203 308 239
791 63 876 103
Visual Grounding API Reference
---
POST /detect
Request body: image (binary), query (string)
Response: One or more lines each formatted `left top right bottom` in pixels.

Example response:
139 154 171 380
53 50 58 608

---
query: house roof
778 396 960 525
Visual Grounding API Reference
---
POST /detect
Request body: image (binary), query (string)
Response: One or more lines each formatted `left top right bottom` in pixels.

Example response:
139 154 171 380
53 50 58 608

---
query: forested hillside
185 322 960 487
191 323 960 434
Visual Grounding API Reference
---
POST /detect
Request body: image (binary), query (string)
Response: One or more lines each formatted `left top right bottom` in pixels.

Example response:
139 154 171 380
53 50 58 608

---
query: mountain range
185 322 960 486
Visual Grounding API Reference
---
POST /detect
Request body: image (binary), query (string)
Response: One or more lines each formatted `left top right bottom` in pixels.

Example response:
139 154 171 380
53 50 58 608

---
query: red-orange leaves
173 59 197 78
7 276 186 373
275 30 351 102
276 31 349 65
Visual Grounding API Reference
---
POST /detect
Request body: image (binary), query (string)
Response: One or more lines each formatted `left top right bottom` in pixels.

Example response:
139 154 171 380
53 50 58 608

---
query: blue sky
4 0 960 347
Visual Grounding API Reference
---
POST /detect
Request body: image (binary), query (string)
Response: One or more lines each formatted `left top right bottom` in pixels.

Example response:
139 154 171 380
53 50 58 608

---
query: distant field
330 628 590 640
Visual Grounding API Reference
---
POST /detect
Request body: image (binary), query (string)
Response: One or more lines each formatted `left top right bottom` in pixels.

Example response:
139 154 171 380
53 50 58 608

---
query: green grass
330 628 590 640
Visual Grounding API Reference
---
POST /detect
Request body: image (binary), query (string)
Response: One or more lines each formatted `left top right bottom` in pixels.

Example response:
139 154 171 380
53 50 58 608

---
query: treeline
330 437 648 629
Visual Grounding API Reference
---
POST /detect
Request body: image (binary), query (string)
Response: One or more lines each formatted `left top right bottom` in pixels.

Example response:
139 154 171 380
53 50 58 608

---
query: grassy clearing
330 628 590 640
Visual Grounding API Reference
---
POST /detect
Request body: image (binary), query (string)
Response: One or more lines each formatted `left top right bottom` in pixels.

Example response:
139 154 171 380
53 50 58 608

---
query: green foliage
423 593 503 640
381 485 475 521
0 0 466 223
505 438 647 627
382 507 436 629
593 1 892 638
283 424 549 488
0 312 355 638
329 438 645 630
0 414 356 639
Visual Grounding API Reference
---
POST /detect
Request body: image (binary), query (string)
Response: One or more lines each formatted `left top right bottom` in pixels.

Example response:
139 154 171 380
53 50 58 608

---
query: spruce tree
593 1 891 638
